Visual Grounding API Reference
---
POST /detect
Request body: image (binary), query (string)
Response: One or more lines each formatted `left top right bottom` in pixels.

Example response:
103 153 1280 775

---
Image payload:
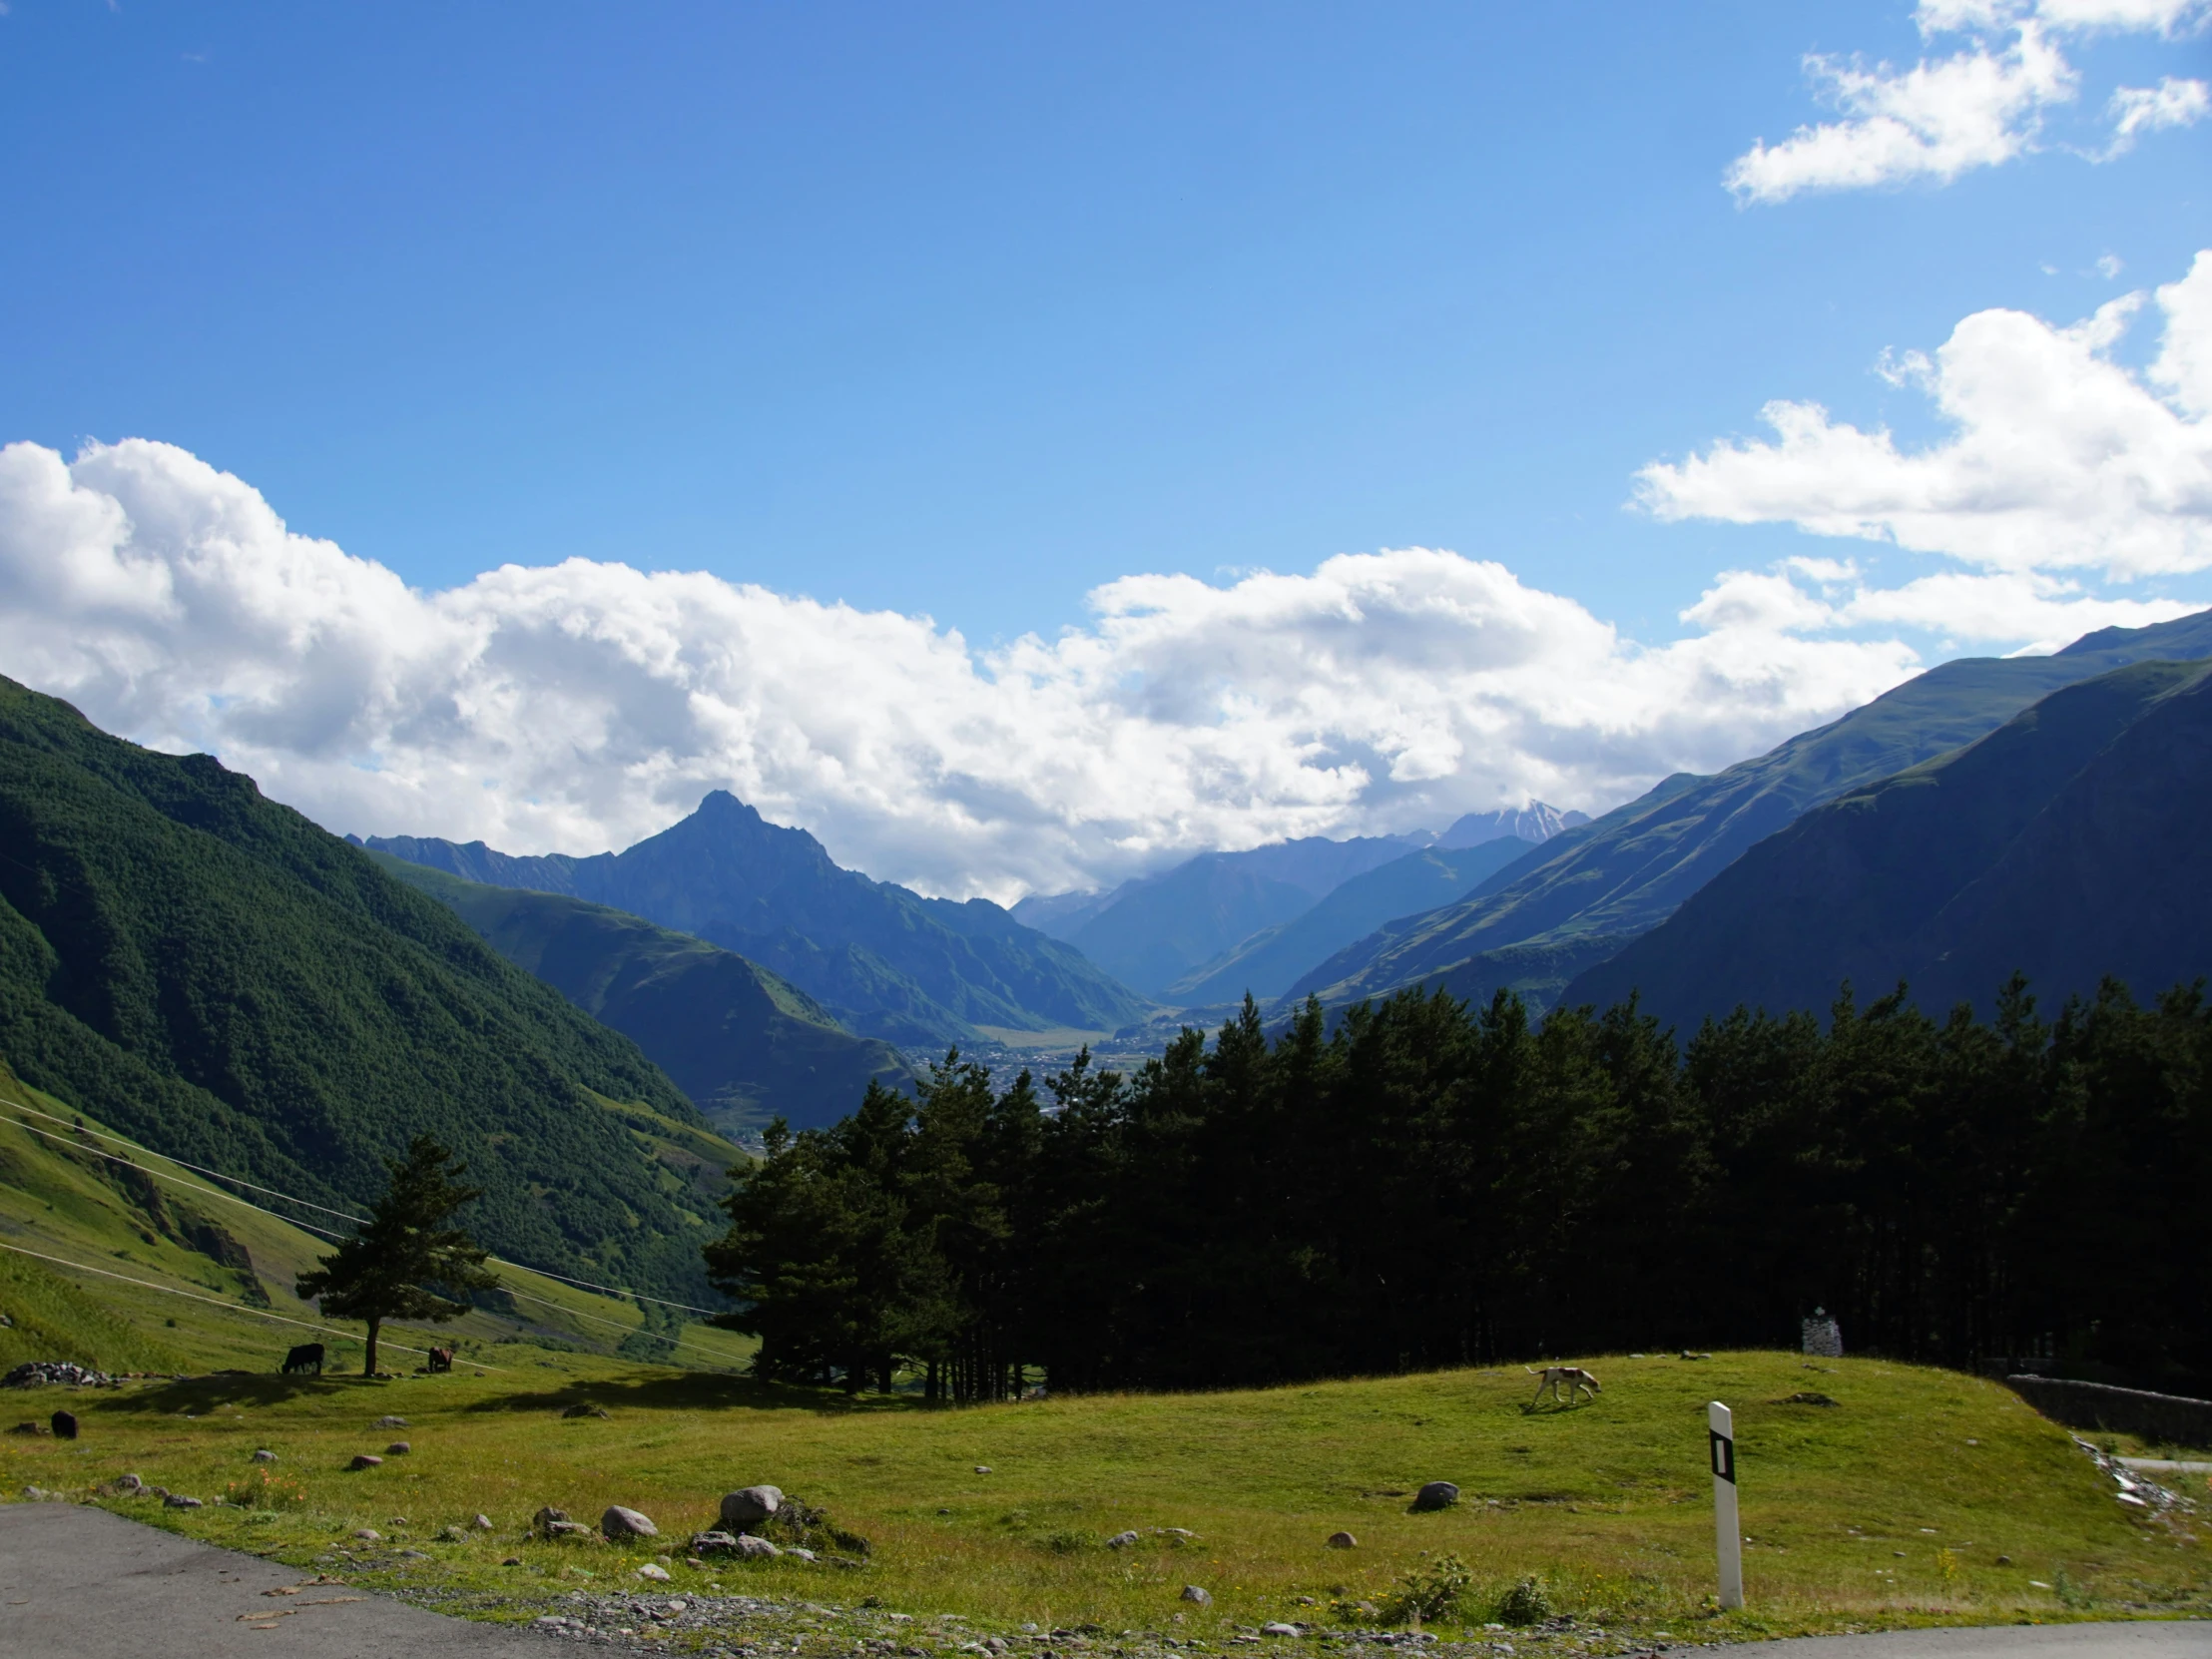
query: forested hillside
711 981 2211 1397
377 855 915 1136
1288 608 2212 1015
367 793 1148 1046
1567 657 2212 1026
0 675 731 1301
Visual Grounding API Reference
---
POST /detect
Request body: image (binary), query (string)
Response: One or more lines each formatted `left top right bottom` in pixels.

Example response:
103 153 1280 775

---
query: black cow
425 1347 454 1374
280 1342 325 1376
50 1409 78 1440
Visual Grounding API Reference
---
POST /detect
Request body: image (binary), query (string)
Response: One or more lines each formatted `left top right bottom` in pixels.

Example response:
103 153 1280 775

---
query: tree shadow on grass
460 1370 933 1417
73 1373 385 1414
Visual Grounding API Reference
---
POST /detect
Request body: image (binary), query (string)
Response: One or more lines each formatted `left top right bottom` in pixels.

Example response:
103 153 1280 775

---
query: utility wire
3 1097 727 1314
0 1239 511 1371
3 1105 745 1368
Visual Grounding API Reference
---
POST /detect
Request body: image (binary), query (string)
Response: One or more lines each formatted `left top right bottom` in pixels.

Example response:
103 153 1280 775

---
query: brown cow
425 1346 455 1374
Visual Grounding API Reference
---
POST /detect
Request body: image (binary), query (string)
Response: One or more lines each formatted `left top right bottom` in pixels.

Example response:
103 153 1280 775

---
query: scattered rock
349 1454 384 1470
439 1525 468 1542
502 1556 523 1566
385 1441 411 1455
1181 1586 1213 1605
974 1465 992 1473
1106 1530 1141 1548
1158 1527 1198 1539
637 1562 672 1582
4 1361 113 1388
561 1403 610 1419
689 1530 744 1557
50 1409 78 1439
720 1485 785 1528
1411 1481 1459 1511
163 1494 204 1509
1327 1531 1357 1548
111 1473 145 1494
252 1449 276 1463
373 1415 408 1428
785 1546 817 1561
1778 1391 1839 1407
354 1528 382 1542
473 1513 494 1529
603 1505 660 1540
1262 1624 1302 1637
6 1421 45 1436
735 1534 782 1559
397 1548 429 1560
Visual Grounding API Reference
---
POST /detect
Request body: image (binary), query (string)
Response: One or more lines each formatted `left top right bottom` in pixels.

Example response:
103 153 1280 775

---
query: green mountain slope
366 793 1150 1048
373 855 915 1137
1164 836 1537 1005
1288 608 2212 1014
1565 657 2212 1026
0 674 733 1301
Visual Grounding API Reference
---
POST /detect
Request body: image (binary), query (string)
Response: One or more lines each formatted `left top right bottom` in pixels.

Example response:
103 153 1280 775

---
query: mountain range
372 855 915 1136
0 674 734 1301
1565 656 2212 1028
365 792 1149 1048
1286 608 2212 1016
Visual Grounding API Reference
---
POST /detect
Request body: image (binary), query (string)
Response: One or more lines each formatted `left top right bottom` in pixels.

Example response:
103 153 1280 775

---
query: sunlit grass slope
0 1056 757 1377
4 1351 2203 1643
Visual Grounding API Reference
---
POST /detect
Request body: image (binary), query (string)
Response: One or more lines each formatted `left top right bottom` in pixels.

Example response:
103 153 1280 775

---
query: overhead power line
2 1097 727 1315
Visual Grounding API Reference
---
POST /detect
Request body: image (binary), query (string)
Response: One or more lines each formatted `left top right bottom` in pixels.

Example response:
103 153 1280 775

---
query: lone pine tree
296 1135 499 1375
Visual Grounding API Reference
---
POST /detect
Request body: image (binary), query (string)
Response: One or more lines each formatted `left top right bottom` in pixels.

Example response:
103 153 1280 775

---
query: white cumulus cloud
1729 0 2208 203
1636 249 2212 588
0 437 1943 901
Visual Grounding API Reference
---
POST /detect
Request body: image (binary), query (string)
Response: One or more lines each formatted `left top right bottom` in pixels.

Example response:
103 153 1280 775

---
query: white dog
1526 1365 1601 1405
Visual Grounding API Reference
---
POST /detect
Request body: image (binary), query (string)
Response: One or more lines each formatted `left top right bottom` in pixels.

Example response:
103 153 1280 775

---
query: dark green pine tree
296 1135 500 1376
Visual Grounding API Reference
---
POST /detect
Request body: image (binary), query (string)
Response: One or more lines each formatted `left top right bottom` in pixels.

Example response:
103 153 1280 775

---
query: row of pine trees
704 977 2212 1394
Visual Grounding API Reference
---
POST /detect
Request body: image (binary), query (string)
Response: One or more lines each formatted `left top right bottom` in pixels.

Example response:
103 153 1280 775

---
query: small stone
1411 1481 1459 1511
502 1556 523 1566
690 1530 743 1556
398 1548 429 1560
440 1524 468 1541
735 1534 782 1558
354 1528 382 1541
162 1493 204 1509
1327 1531 1357 1548
637 1562 673 1582
604 1504 660 1540
385 1441 411 1455
252 1449 276 1462
785 1546 817 1561
1180 1586 1212 1606
1996 1554 2013 1565
1107 1530 1140 1548
974 1465 992 1473
561 1402 611 1418
719 1485 785 1528
349 1454 384 1470
1262 1624 1302 1637
112 1472 145 1493
374 1415 408 1428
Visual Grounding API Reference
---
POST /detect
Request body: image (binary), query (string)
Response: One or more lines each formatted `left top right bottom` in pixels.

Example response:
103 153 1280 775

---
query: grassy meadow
4 1349 2206 1645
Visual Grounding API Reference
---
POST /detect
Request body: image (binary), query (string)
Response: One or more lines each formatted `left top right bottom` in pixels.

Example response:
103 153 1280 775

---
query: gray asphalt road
0 1501 2203 1659
1713 1622 2211 1659
0 1500 546 1658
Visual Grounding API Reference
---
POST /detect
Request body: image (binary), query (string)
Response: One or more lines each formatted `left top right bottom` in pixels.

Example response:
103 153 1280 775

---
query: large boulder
720 1485 784 1529
1410 1480 1459 1511
602 1504 659 1540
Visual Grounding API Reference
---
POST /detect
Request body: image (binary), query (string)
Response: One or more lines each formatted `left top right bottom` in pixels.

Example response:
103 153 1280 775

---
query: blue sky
1 2 2208 891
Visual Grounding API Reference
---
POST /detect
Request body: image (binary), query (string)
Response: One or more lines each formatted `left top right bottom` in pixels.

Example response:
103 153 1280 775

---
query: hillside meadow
4 1350 2205 1646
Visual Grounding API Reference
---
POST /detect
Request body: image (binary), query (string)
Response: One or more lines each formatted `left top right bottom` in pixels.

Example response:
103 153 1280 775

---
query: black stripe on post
1709 1429 1735 1484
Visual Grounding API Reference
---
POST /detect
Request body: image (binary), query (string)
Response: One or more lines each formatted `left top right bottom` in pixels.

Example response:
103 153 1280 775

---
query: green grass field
4 1349 2204 1646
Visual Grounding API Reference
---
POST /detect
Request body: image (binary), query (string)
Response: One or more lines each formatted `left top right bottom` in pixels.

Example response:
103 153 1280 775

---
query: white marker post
1709 1400 1744 1610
